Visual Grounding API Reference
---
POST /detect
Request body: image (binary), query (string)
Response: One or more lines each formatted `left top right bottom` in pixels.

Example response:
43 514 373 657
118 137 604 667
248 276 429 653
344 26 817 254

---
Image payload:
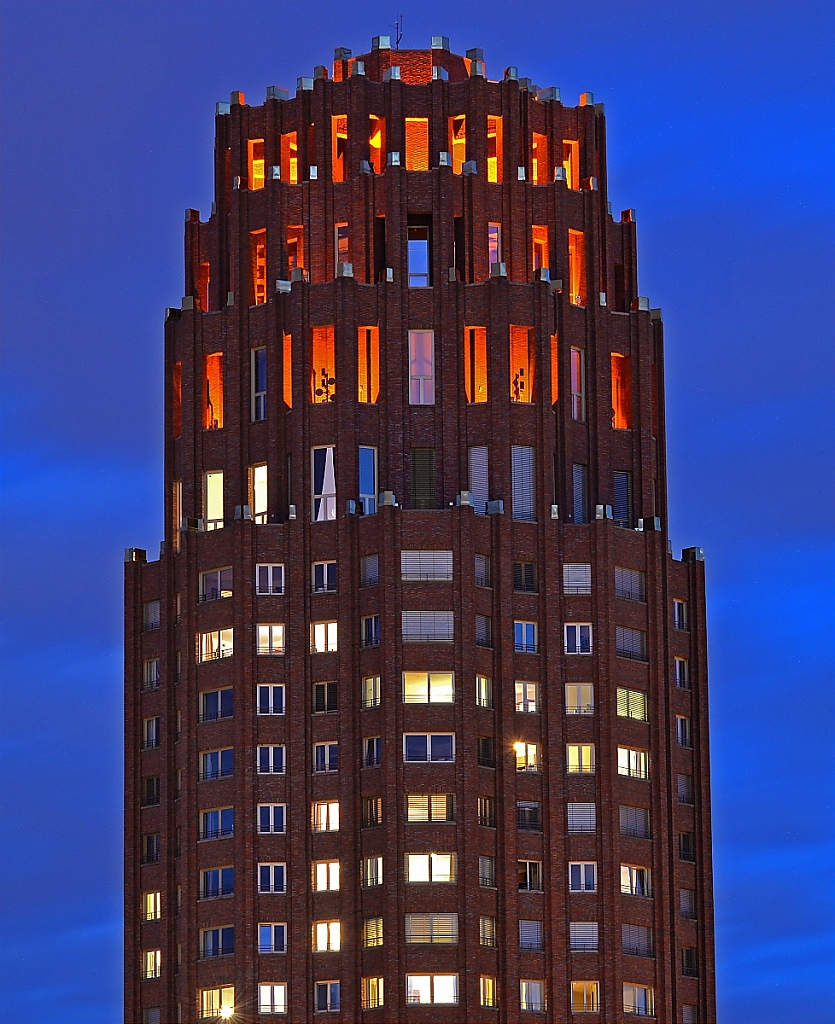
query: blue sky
1 1 833 1021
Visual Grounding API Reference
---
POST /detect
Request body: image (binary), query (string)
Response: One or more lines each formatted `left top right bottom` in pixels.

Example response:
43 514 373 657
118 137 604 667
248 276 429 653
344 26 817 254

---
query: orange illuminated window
532 132 548 185
250 230 267 305
368 115 385 174
197 262 210 311
568 230 587 306
612 354 633 429
487 116 503 182
358 327 380 404
281 132 298 184
532 226 549 272
311 326 336 403
283 334 293 408
172 362 182 437
464 327 488 403
204 353 224 429
449 115 466 174
510 326 534 403
562 140 580 190
334 222 350 272
405 118 429 171
287 226 305 273
332 115 348 182
248 138 265 190
172 479 182 554
551 334 559 405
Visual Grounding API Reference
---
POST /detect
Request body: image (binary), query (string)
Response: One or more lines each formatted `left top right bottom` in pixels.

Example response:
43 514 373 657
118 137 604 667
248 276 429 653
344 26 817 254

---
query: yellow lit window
312 860 340 891
368 115 385 174
464 327 487 403
571 981 600 1013
532 225 549 272
563 139 580 190
281 131 298 184
311 325 336 403
611 353 632 428
143 891 161 921
509 326 534 403
282 333 292 408
248 138 265 190
358 327 379 403
362 976 384 1009
203 353 223 429
515 741 540 772
567 743 595 773
405 117 429 170
200 986 234 1019
362 916 383 947
449 114 466 173
203 472 224 532
172 362 182 438
250 463 268 523
250 229 267 305
172 479 182 554
480 976 497 1008
532 131 548 184
286 224 304 273
568 229 587 306
313 920 341 952
142 948 161 979
487 115 502 182
331 114 347 182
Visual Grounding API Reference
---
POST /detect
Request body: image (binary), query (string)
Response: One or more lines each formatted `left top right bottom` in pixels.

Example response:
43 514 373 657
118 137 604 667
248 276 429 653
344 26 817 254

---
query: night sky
1 1 833 1021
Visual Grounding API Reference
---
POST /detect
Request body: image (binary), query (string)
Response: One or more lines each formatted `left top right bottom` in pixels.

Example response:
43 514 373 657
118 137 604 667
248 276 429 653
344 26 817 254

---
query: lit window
487 115 502 181
357 327 379 403
313 921 341 952
311 446 336 522
407 227 431 287
311 325 336 403
310 621 337 653
258 983 287 1015
203 470 224 530
199 987 234 1020
200 866 234 899
531 131 548 184
203 353 224 428
362 916 383 947
311 800 339 832
333 221 350 273
312 860 340 892
257 744 285 775
565 683 594 715
564 623 592 654
611 353 632 428
621 864 651 897
197 261 211 312
567 743 595 773
197 628 233 663
259 923 287 954
510 326 534 402
200 807 234 841
463 326 487 402
249 463 268 523
200 747 234 781
403 733 455 762
200 926 234 959
406 974 459 1005
143 891 161 921
406 793 455 822
618 746 650 780
358 446 377 513
532 224 549 271
569 861 597 892
515 741 540 772
488 222 502 267
568 229 587 306
518 860 543 891
331 115 347 182
520 979 545 1012
571 981 600 1013
562 139 579 189
623 983 655 1017
404 117 429 170
618 687 648 721
511 445 535 520
362 675 381 708
362 855 383 886
172 478 182 554
312 560 337 593
250 229 267 305
252 347 267 422
406 913 458 944
514 620 538 654
282 332 293 407
256 563 284 596
403 671 454 704
257 623 284 656
248 138 265 190
449 114 466 173
280 132 298 184
361 977 384 1010
570 921 599 952
258 804 286 835
313 742 338 773
476 674 493 709
368 114 385 174
314 981 340 1012
515 681 538 713
286 224 304 272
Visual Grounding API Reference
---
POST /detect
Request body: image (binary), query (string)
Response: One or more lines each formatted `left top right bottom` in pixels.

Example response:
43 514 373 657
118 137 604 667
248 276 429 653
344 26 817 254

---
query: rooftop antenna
392 14 403 49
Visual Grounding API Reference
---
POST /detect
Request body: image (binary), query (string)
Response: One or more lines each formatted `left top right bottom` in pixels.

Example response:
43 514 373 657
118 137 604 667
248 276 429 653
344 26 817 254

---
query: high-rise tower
125 36 716 1024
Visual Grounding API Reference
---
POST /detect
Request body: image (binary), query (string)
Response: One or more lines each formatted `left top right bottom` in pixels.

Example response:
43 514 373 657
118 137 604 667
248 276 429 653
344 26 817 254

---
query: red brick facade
125 38 716 1024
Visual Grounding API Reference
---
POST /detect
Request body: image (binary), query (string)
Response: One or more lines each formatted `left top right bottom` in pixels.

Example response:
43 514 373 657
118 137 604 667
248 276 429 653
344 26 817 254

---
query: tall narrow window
511 446 535 521
570 347 585 420
568 229 587 306
449 115 466 173
250 230 267 305
248 139 265 190
357 327 379 403
464 327 487 403
172 479 182 554
252 348 267 422
172 362 182 438
562 139 579 190
334 222 350 272
551 334 559 404
410 448 435 509
286 225 304 273
468 446 489 514
488 222 502 267
409 331 434 404
404 118 429 171
487 115 502 182
359 446 377 514
198 262 211 311
611 354 633 429
281 132 298 184
368 115 385 174
204 471 224 531
331 115 347 182
532 132 548 184
532 225 549 272
510 326 534 403
311 326 336 403
407 224 430 287
613 471 633 527
312 446 336 522
573 464 589 524
282 334 292 408
204 354 223 429
250 464 268 523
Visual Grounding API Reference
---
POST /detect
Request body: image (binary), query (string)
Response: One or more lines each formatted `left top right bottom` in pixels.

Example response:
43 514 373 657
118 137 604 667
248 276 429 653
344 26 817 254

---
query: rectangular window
172 478 182 554
518 859 543 891
311 446 336 522
333 221 350 272
141 833 160 864
551 333 559 404
569 861 597 892
532 131 548 184
680 888 697 920
172 362 182 438
616 625 647 661
515 680 538 713
675 657 691 689
200 987 234 1020
468 446 489 514
532 224 549 271
405 793 455 822
406 974 459 1006
480 855 496 886
257 745 286 775
368 114 385 174
613 470 633 527
362 977 384 1010
568 229 587 306
564 623 592 654
477 795 495 827
200 748 234 781
312 560 337 593
488 221 502 268
362 795 382 826
258 804 286 834
406 912 458 943
362 855 383 887
572 463 589 524
678 773 695 805
571 981 600 1013
618 747 650 780
511 446 536 520
198 261 211 312
247 138 265 190
564 563 592 594
623 984 655 1017
331 114 347 182
200 807 234 841
204 470 224 530
252 347 267 421
313 920 341 952
562 139 580 190
566 743 595 773
621 864 652 898
357 327 379 403
487 115 503 181
311 325 336 403
674 599 689 630
514 620 538 653
408 330 435 402
256 563 284 595
517 800 542 831
477 736 495 768
612 353 633 428
570 921 599 952
143 891 161 921
464 327 488 402
404 117 429 170
310 621 337 653
570 347 585 420
357 446 377 514
682 946 699 977
258 923 287 954
407 224 430 287
515 742 540 773
620 805 651 839
519 919 544 952
362 916 383 948
401 550 453 581
403 671 454 704
281 131 298 183
568 802 597 834
680 832 696 862
362 675 380 708
200 926 235 959
448 114 466 172
480 975 497 1008
200 688 233 722
257 623 284 656
282 333 293 408
510 326 534 402
203 353 224 429
360 554 379 588
616 565 645 602
520 980 545 1013
258 983 287 1016
197 628 233 662
141 775 160 805
475 613 493 648
401 610 454 642
286 224 304 273
312 742 338 774
311 801 339 832
476 674 494 709
142 600 160 633
250 229 267 305
480 915 497 946
676 715 693 748
313 681 338 713
403 733 455 762
314 981 340 1013
618 687 648 721
250 463 268 523
565 683 594 715
313 860 340 892
475 553 491 587
257 863 285 894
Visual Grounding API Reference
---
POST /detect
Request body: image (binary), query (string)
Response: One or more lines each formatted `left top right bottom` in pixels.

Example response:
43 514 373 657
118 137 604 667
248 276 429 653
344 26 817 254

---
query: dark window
513 561 538 593
613 470 633 527
477 736 495 768
410 448 435 509
573 463 589 523
313 682 338 713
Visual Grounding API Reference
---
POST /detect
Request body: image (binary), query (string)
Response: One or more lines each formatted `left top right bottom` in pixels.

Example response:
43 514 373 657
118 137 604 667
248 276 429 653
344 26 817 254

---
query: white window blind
360 554 379 587
563 563 592 594
567 802 596 833
519 919 543 950
511 445 535 521
469 446 489 514
402 611 454 642
404 913 458 944
401 550 453 581
569 921 599 952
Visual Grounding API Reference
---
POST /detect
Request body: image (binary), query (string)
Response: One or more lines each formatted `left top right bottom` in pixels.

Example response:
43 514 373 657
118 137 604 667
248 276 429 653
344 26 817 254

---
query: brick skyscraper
125 36 716 1024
